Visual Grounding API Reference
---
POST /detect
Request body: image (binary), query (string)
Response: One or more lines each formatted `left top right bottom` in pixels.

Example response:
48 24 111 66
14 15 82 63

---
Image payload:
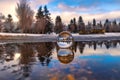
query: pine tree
78 16 85 32
113 20 117 25
36 6 44 19
70 19 73 24
7 14 12 22
73 18 77 32
93 18 96 26
104 19 110 32
78 16 83 23
100 21 102 27
44 5 50 20
35 5 53 34
54 16 64 33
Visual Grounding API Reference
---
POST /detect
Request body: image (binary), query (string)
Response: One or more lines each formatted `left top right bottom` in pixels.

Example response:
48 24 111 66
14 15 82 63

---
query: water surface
0 41 120 80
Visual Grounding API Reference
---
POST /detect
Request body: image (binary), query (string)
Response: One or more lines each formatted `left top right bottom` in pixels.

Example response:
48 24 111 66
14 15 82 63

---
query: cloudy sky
0 0 120 24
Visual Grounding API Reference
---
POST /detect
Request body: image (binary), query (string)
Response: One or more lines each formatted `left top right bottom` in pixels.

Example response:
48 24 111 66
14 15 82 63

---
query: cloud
30 0 53 9
51 10 120 24
57 3 99 12
0 0 18 21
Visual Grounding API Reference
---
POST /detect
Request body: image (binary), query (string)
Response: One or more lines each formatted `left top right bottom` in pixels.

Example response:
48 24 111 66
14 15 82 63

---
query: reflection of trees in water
17 43 36 79
35 42 54 66
72 42 77 53
77 40 120 54
1 43 37 80
93 41 97 50
78 42 85 54
0 44 18 63
104 40 118 49
104 41 111 49
0 45 5 63
19 43 35 64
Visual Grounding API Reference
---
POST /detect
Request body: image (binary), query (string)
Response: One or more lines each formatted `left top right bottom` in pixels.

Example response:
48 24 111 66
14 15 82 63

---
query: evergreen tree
44 5 53 34
35 5 53 34
104 19 110 32
36 6 44 19
73 18 77 32
70 19 73 24
113 20 117 25
105 19 109 23
93 18 96 26
78 16 85 32
100 21 102 27
7 14 12 22
54 16 64 33
78 16 83 23
44 5 50 20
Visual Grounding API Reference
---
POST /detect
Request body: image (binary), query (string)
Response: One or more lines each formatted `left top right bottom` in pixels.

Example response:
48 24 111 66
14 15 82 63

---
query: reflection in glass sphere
57 31 73 48
57 49 74 64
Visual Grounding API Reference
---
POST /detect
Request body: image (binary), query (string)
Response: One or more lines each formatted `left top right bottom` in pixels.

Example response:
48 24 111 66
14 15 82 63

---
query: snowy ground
0 32 120 43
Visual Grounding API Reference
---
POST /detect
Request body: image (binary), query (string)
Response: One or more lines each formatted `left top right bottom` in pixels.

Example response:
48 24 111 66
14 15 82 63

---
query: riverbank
0 33 120 43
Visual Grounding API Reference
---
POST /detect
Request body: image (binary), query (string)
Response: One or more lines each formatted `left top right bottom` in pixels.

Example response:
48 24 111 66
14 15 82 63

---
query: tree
99 21 102 27
35 5 53 34
0 13 5 32
16 0 34 33
93 18 96 27
78 16 85 32
104 19 110 32
113 20 117 25
78 16 83 23
69 18 77 33
36 6 43 19
44 5 53 34
3 14 14 32
112 20 117 32
44 5 50 20
54 16 64 33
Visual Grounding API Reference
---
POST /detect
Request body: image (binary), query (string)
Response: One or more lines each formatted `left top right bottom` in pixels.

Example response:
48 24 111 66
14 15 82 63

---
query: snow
0 32 120 43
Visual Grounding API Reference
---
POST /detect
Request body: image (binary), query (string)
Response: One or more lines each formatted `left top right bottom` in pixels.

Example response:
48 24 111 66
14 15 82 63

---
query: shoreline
0 33 120 43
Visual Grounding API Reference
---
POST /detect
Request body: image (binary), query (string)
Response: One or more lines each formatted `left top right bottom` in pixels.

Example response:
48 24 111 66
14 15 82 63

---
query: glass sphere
57 31 73 48
57 49 74 64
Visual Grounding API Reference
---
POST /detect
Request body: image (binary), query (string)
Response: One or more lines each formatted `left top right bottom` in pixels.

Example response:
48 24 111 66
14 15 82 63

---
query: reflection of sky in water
0 41 120 80
57 42 72 48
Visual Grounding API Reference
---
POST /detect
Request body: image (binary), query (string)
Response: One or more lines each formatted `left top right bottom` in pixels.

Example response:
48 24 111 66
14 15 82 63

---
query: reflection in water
78 42 85 54
57 49 74 64
36 42 54 66
0 40 120 80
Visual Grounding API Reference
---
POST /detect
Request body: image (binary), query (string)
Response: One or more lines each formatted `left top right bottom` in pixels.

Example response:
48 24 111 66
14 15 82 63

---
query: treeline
0 0 120 34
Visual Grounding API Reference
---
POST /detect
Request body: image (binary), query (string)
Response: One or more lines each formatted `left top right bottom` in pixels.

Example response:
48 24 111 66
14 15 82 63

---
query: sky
0 0 120 24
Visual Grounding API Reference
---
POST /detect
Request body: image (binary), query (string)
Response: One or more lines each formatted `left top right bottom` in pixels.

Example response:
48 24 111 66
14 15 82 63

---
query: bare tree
16 0 34 33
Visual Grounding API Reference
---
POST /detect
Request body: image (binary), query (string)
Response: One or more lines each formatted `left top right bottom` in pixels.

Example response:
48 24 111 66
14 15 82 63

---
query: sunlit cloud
0 0 18 21
30 0 53 9
51 10 120 24
0 0 120 24
57 3 99 12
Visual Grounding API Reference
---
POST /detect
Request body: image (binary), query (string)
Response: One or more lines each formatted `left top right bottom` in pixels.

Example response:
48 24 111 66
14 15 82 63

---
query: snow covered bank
0 33 120 43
